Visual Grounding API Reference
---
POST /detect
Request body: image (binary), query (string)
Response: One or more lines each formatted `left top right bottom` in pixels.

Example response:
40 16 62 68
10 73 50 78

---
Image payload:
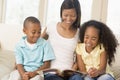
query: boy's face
23 22 41 44
84 26 99 52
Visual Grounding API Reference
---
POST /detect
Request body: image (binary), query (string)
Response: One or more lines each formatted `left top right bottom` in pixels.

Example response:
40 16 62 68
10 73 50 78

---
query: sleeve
99 44 105 54
43 41 55 62
75 43 82 55
14 45 24 64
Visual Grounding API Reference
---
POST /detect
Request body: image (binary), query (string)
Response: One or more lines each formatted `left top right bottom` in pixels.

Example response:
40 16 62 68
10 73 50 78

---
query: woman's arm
41 27 49 40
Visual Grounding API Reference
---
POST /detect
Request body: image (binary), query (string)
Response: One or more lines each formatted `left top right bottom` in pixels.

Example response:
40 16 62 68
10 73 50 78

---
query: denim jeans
84 74 115 80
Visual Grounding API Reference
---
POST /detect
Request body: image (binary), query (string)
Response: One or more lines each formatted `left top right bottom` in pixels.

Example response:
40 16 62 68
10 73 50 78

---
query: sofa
0 23 120 80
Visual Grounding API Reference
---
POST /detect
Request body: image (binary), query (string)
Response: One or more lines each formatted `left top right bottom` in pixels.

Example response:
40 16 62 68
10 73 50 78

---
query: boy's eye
32 32 35 34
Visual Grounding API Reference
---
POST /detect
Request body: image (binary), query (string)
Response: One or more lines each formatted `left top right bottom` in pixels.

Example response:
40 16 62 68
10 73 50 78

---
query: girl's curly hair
80 20 119 65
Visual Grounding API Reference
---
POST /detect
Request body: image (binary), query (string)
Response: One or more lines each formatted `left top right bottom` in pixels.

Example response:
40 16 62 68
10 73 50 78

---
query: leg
69 73 83 80
30 75 44 80
44 74 63 80
97 74 115 80
8 70 21 80
84 75 94 80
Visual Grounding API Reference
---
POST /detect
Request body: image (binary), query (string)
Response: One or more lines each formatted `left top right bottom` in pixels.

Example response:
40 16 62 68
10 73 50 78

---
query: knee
69 74 82 80
98 74 115 80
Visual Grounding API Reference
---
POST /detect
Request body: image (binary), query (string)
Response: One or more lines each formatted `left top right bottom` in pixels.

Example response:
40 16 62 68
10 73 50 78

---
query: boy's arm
17 64 26 77
34 61 51 74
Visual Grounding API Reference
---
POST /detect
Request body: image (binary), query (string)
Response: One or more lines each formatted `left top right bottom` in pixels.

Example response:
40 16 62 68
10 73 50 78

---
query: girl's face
23 22 41 44
84 26 99 53
62 8 77 26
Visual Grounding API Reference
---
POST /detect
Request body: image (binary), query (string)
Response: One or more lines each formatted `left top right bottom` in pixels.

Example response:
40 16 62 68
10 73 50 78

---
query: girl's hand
88 67 99 77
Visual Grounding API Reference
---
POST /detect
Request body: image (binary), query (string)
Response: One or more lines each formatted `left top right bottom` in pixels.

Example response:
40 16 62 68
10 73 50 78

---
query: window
46 0 93 25
106 0 120 34
80 0 92 24
5 0 40 24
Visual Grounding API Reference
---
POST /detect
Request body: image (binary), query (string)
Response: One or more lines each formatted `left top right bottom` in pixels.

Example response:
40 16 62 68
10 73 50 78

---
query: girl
76 20 118 80
42 0 82 80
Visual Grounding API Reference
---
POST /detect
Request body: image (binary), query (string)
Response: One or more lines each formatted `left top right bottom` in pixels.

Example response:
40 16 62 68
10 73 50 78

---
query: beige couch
0 24 120 80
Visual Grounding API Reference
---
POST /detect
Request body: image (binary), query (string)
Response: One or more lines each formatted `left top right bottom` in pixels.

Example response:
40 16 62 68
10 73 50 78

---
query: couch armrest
0 50 16 79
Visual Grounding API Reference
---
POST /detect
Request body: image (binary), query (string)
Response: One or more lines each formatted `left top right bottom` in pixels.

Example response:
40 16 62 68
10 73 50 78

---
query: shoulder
96 44 105 52
46 21 59 33
76 43 85 55
15 36 26 48
37 38 51 47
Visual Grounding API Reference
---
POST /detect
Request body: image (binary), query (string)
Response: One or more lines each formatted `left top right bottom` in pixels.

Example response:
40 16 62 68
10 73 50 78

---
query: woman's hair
60 0 81 29
23 16 40 28
80 20 118 65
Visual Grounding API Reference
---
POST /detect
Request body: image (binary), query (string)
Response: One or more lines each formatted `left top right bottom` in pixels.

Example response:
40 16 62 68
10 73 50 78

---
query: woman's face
61 8 77 26
84 26 99 52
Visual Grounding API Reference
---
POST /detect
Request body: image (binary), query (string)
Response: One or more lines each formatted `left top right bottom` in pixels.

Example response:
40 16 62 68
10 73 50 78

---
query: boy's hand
22 72 29 80
27 71 37 78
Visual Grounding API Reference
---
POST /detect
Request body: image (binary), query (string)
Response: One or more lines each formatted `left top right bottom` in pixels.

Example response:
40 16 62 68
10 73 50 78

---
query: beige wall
0 23 24 51
91 0 108 23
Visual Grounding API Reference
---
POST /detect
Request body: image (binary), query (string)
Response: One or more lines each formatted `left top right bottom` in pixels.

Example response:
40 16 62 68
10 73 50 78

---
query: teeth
86 44 91 47
66 22 71 23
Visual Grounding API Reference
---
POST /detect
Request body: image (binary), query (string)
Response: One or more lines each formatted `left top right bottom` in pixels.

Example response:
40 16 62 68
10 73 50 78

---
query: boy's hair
80 20 118 65
23 16 40 28
60 0 81 29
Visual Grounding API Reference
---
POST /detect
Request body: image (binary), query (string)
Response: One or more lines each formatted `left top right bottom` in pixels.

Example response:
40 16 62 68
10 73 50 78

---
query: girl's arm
88 51 107 77
97 51 107 74
41 27 49 40
77 54 87 73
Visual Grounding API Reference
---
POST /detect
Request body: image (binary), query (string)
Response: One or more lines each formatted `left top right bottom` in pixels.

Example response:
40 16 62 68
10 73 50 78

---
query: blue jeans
44 73 83 80
84 74 115 80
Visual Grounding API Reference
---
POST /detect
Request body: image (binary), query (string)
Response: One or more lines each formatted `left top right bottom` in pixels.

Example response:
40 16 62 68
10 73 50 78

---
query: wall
0 23 24 51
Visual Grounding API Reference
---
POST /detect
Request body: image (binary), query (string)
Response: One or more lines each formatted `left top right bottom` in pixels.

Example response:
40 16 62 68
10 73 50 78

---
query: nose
67 16 71 21
87 39 92 43
35 33 40 37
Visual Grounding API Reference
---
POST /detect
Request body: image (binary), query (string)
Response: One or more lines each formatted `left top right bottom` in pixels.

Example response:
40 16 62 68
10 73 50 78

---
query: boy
8 16 55 80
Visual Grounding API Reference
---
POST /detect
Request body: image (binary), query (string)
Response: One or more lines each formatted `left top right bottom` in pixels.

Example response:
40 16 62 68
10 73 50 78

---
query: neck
61 22 72 30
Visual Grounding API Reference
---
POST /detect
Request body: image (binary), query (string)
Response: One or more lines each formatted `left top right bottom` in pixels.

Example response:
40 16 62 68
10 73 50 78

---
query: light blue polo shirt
15 36 55 72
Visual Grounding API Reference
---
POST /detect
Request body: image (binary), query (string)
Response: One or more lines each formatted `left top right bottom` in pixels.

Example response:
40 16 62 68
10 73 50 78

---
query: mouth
66 22 71 23
86 43 92 47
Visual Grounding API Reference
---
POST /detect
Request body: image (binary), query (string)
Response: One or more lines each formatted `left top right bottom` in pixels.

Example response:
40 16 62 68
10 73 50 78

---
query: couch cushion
0 50 15 79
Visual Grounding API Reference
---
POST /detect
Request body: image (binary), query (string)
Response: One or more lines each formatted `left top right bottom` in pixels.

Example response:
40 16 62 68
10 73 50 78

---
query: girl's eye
38 31 41 34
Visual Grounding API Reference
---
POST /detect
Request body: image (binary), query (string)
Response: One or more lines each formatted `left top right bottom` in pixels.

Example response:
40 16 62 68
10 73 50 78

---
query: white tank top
47 22 79 71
